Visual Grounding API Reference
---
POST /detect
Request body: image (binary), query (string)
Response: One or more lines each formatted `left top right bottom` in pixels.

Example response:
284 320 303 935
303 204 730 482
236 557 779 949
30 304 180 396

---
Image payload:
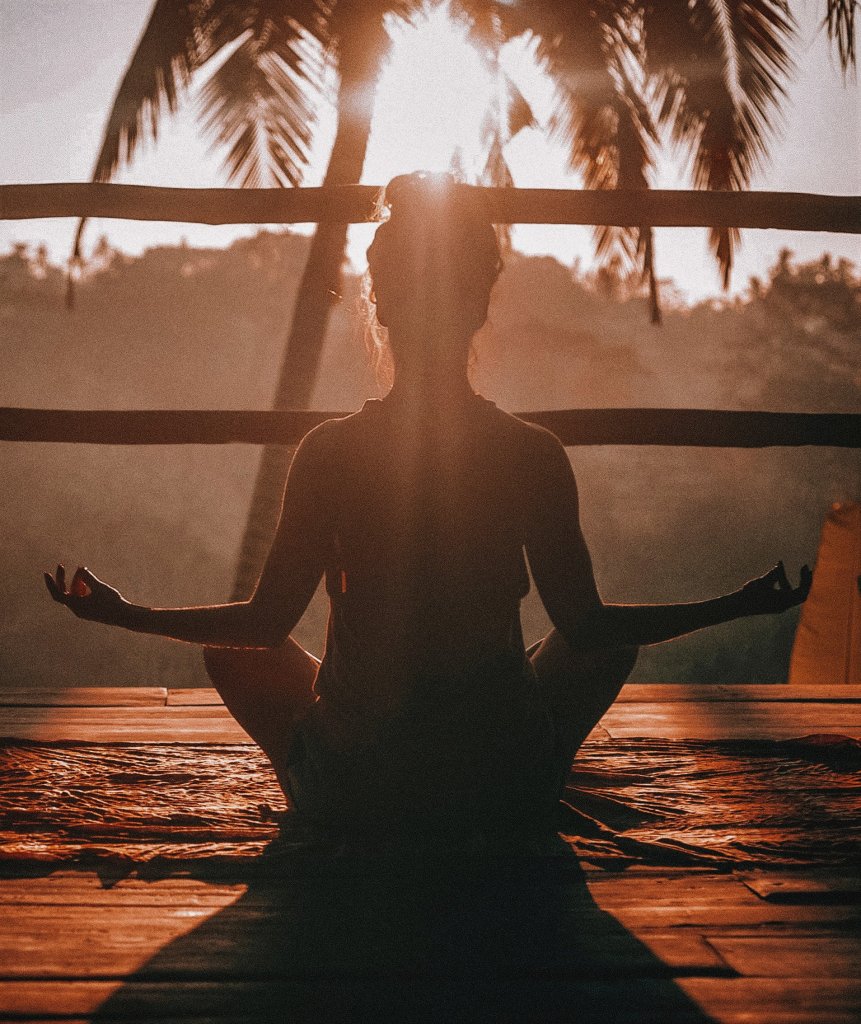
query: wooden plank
2 900 855 980
0 705 251 743
0 872 777 912
0 722 253 743
0 688 166 707
743 875 861 904
1 700 857 740
680 977 861 1023
0 976 858 1023
0 876 246 907
0 707 238 722
608 904 861 930
600 701 860 740
172 681 861 708
790 503 861 685
2 407 860 448
0 978 757 1023
3 182 859 231
587 875 773 910
0 685 855 710
706 936 860 978
617 685 861 704
167 689 223 706
0 910 726 979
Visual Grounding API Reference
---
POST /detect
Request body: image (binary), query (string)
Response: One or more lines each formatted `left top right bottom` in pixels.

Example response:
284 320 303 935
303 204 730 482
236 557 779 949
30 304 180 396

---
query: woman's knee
202 645 243 688
606 643 639 683
532 630 638 682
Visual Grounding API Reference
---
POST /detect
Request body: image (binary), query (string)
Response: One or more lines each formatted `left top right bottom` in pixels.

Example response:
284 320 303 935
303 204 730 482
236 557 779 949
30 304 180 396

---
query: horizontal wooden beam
1 407 858 448
1 183 859 232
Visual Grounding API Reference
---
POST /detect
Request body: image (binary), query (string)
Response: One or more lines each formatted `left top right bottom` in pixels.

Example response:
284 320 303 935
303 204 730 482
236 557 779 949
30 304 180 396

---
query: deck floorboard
0 684 857 1022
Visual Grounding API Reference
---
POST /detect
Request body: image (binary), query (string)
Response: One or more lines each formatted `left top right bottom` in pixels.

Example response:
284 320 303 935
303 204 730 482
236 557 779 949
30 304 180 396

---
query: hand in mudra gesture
739 561 812 615
44 565 126 624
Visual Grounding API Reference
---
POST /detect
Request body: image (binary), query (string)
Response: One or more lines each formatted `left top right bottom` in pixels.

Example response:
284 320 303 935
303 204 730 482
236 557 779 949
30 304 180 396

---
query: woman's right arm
524 431 811 650
44 427 330 649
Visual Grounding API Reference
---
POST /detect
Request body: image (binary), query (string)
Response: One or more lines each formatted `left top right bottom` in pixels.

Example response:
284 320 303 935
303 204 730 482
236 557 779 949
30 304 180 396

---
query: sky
1 0 859 301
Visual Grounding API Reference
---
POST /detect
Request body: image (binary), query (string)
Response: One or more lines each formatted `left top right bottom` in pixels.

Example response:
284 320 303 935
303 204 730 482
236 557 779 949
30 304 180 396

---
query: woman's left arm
44 429 328 649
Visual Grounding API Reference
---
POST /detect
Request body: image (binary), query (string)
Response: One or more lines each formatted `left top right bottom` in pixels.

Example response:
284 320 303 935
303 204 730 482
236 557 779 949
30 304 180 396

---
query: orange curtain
789 503 861 684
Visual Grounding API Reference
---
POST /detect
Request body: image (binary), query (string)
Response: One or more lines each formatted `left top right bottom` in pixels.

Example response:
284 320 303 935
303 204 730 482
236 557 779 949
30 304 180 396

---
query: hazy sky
1 0 859 300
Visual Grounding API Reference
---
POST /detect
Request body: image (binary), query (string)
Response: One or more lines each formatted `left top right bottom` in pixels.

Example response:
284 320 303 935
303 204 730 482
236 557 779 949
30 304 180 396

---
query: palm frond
643 0 795 287
69 0 202 302
197 40 315 186
538 5 658 292
90 0 201 184
195 5 325 188
201 0 331 59
825 0 858 75
475 72 534 251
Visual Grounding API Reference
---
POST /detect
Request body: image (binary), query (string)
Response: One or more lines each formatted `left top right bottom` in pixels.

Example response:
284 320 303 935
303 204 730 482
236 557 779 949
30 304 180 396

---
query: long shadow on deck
92 843 720 1023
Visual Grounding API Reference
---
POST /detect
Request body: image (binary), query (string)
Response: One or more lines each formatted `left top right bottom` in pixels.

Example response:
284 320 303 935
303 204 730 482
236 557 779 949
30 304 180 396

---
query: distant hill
1 235 858 686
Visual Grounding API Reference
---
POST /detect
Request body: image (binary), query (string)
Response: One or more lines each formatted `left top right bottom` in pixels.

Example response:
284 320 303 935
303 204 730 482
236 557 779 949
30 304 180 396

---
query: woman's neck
387 366 474 405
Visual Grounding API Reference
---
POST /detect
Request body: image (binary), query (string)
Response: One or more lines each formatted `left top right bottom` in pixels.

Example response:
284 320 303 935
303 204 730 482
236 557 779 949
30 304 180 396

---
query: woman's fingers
44 571 64 602
71 566 93 598
44 564 99 605
745 562 814 613
776 560 791 591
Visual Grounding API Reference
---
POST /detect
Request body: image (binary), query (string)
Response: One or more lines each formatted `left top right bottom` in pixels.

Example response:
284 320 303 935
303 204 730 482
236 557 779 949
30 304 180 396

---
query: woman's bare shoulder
295 404 374 458
482 401 567 460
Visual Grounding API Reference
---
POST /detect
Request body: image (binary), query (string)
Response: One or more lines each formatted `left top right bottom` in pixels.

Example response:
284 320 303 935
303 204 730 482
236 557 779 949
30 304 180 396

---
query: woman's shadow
93 838 720 1022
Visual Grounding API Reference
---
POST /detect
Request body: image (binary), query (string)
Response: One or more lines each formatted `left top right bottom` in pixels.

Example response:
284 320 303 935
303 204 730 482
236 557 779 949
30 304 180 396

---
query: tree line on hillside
1 235 858 686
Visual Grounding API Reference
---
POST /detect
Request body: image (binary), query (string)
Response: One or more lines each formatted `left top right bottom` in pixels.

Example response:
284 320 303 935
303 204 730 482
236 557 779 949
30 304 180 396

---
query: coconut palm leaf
89 0 201 185
67 0 201 300
475 2 659 313
825 0 858 74
643 0 795 288
196 27 321 187
70 0 329 302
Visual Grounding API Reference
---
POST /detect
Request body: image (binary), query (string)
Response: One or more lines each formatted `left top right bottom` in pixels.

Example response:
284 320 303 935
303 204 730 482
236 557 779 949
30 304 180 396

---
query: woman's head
366 172 502 375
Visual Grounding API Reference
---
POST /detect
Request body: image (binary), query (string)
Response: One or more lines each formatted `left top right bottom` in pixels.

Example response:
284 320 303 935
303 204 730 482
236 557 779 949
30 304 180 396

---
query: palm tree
76 0 856 599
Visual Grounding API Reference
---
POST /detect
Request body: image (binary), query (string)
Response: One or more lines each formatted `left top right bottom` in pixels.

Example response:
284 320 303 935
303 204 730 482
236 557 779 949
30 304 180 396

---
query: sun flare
364 7 497 184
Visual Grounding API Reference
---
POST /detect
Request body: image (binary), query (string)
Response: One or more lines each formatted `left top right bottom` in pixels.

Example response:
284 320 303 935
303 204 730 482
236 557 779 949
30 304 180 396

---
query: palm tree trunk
230 25 387 601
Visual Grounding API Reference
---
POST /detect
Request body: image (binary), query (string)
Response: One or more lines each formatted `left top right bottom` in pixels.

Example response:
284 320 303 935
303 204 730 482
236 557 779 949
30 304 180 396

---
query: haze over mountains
1 232 858 686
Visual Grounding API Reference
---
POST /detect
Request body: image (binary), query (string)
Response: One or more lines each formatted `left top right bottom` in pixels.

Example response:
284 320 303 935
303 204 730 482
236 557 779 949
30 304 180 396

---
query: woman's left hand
44 564 126 625
738 561 813 616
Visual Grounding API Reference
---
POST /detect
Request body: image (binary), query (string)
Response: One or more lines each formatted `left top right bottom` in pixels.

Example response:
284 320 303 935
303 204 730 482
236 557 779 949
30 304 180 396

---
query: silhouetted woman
46 173 811 837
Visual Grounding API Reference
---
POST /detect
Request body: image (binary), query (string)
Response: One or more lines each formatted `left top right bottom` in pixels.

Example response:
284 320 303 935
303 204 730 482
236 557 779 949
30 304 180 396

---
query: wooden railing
1 407 858 448
2 183 859 232
2 183 859 450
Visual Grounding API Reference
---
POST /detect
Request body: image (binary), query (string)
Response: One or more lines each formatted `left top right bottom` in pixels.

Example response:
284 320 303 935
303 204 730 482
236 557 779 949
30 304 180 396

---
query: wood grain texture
706 937 860 977
742 874 861 904
0 685 855 711
616 685 861 704
680 978 861 1024
599 702 860 740
0 688 167 707
1 696 857 742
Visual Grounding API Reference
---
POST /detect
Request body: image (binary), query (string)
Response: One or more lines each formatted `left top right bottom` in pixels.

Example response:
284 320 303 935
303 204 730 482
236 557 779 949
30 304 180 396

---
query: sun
346 6 498 267
365 7 497 182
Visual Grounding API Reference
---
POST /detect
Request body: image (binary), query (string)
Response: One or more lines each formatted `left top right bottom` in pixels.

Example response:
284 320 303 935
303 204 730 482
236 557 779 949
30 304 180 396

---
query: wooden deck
0 685 858 1023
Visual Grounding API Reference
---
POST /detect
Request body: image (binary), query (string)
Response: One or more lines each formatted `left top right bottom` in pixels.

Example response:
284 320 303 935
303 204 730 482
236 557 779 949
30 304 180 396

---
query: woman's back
307 387 554 709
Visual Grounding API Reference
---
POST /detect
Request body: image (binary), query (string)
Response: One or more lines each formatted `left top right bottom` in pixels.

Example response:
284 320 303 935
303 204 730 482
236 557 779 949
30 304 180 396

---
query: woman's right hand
737 562 813 616
44 564 126 625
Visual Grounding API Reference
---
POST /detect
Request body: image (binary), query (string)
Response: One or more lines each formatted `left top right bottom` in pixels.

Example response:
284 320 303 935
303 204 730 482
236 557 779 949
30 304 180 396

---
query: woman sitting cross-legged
45 172 811 839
